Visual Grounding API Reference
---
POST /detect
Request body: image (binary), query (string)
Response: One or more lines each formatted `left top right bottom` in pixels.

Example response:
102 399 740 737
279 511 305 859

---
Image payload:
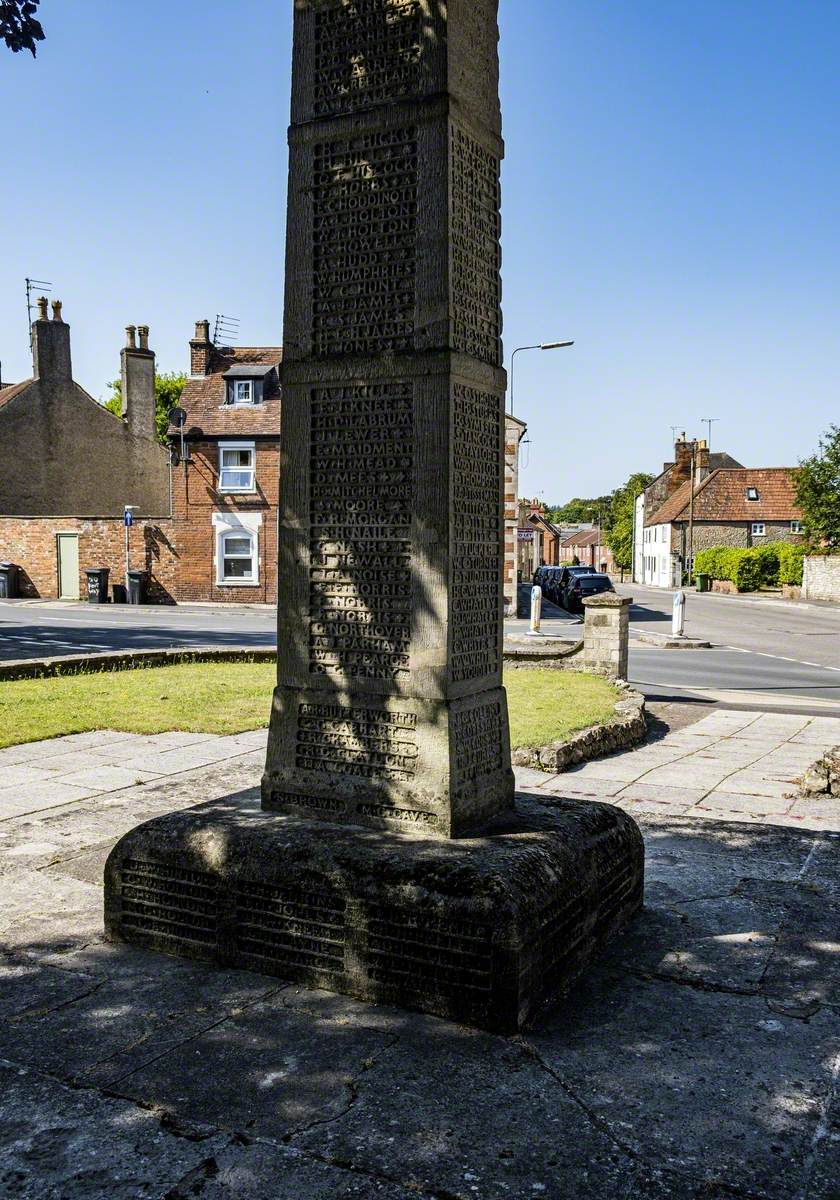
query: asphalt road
0 600 277 661
2 585 838 712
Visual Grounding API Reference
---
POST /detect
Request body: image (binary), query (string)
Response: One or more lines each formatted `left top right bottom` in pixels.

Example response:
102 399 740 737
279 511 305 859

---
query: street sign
124 510 134 527
517 529 534 542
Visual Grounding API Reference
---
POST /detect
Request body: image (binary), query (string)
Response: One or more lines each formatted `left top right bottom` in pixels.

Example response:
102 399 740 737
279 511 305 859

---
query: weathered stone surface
0 1059 226 1200
261 0 515 838
104 792 643 1033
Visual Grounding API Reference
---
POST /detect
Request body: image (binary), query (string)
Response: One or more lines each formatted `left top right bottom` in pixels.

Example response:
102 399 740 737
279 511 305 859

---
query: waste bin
0 561 19 599
695 572 710 593
127 570 147 605
85 567 110 604
112 583 127 604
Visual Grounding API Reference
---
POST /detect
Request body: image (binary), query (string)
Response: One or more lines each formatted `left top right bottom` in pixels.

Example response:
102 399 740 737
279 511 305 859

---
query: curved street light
509 340 574 416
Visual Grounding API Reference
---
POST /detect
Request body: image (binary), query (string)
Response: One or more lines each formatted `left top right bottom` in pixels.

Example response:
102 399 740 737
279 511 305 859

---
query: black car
564 571 614 613
542 566 567 605
557 564 597 609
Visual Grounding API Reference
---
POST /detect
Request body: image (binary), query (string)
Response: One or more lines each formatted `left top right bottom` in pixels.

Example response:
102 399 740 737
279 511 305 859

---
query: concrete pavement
2 717 840 1197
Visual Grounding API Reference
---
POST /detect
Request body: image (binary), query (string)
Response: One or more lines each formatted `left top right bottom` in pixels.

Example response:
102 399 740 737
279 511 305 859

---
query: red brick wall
171 439 279 604
0 516 177 602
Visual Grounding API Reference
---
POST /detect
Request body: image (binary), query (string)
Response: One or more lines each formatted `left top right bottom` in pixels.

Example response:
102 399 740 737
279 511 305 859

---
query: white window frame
791 520 802 534
751 522 766 536
218 441 256 494
232 379 253 406
212 512 262 587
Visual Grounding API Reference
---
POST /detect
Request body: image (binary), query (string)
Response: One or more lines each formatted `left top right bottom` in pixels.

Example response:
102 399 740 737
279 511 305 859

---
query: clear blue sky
1 1 837 500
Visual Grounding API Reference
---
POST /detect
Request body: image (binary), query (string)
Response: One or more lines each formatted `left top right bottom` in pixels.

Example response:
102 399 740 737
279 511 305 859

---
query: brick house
641 467 804 587
0 303 173 600
169 321 282 603
558 527 615 574
633 435 744 583
503 414 526 615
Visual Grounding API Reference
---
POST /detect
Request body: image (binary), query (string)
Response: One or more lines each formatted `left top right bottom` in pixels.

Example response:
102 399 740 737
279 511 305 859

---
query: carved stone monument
261 0 513 837
104 0 643 1033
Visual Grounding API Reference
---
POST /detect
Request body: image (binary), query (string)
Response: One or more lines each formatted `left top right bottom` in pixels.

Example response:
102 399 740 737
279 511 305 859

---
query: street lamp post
509 340 574 416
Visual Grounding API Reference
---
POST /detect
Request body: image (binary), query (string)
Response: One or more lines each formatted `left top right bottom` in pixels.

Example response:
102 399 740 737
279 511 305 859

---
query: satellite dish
168 406 187 428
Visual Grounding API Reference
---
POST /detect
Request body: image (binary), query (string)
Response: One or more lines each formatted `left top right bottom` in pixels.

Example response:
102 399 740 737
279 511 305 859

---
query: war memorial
104 0 644 1032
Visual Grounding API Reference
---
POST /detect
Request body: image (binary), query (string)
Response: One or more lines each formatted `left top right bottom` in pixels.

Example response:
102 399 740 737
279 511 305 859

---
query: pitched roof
0 379 34 411
647 468 802 526
175 346 282 437
561 528 601 548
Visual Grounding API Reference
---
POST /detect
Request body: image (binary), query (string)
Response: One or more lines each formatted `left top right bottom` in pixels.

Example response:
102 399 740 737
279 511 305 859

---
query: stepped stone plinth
104 0 643 1030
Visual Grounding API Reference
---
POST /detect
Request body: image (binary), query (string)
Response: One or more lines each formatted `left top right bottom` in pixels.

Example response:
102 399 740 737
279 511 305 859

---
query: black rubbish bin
112 583 127 604
85 567 110 604
127 570 147 605
0 561 19 599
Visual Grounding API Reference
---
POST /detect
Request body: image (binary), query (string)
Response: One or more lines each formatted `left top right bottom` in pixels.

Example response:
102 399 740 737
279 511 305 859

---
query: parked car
564 571 614 613
543 566 567 605
556 564 597 609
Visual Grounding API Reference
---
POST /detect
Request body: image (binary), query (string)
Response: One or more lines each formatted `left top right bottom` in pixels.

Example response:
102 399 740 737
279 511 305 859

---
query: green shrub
694 545 771 592
778 543 807 586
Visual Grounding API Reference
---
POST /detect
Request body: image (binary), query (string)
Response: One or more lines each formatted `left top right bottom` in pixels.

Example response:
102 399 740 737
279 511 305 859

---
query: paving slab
0 1058 229 1200
529 971 840 1200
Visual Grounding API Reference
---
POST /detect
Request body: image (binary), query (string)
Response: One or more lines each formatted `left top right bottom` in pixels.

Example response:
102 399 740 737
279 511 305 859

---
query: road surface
1 586 838 712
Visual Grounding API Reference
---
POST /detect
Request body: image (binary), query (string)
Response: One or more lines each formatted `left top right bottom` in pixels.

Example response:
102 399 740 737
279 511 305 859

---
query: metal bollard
672 588 686 637
527 585 545 637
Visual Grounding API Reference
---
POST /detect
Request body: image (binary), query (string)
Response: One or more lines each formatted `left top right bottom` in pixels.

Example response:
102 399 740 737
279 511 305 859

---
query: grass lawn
505 669 619 748
0 662 619 751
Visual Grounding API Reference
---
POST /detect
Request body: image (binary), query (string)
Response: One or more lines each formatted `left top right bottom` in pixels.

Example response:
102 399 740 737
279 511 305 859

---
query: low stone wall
802 556 840 602
511 686 646 773
0 646 277 682
711 580 738 595
781 584 802 600
504 639 584 669
799 747 840 797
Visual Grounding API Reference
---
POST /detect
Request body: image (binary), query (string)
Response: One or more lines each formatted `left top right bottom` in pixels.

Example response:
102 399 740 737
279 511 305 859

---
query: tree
1 1 44 55
545 496 612 526
605 471 654 572
103 372 188 445
796 424 840 549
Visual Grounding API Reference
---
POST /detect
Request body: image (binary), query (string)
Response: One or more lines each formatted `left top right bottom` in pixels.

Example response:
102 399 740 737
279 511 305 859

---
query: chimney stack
32 297 72 382
121 323 156 442
190 319 213 377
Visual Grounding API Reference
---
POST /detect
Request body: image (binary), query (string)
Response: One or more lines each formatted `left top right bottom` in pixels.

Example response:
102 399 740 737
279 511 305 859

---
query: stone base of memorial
104 793 643 1034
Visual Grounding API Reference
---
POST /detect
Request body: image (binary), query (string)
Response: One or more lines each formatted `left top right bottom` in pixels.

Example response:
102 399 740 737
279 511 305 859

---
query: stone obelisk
262 0 515 838
105 0 644 1034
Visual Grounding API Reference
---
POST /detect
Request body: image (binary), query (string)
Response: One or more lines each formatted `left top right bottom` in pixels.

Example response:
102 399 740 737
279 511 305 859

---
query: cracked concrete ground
1 721 839 1198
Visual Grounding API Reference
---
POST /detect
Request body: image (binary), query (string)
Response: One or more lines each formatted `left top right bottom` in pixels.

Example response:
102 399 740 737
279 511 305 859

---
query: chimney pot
51 300 63 322
137 325 149 351
36 296 49 321
190 318 213 377
126 325 137 349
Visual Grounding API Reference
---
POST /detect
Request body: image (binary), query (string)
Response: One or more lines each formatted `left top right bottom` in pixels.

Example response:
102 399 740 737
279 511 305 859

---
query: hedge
695 543 809 591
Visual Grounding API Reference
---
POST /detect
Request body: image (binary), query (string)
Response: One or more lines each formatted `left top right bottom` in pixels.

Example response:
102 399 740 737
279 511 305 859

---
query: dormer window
222 362 275 406
746 487 759 501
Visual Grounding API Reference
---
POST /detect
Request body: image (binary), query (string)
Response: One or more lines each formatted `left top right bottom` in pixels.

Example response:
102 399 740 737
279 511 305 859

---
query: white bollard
527 585 545 637
672 588 686 637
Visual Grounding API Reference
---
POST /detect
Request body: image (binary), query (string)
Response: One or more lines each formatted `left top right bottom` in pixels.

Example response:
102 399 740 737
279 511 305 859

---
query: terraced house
170 321 282 603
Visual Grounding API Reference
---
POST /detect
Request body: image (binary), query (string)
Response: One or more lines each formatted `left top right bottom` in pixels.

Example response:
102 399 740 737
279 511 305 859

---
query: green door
56 534 80 599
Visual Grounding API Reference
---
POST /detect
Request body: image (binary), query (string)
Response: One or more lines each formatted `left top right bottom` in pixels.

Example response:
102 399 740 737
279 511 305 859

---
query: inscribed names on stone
309 382 414 680
450 123 502 366
451 383 502 682
312 128 418 357
313 0 424 118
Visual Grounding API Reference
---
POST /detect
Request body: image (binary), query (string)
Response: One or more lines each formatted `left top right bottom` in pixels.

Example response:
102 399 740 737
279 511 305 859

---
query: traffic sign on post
124 509 134 527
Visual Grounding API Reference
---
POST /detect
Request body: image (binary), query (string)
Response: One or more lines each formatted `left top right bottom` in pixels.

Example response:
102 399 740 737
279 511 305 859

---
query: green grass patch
0 662 620 751
0 661 276 749
505 669 620 749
